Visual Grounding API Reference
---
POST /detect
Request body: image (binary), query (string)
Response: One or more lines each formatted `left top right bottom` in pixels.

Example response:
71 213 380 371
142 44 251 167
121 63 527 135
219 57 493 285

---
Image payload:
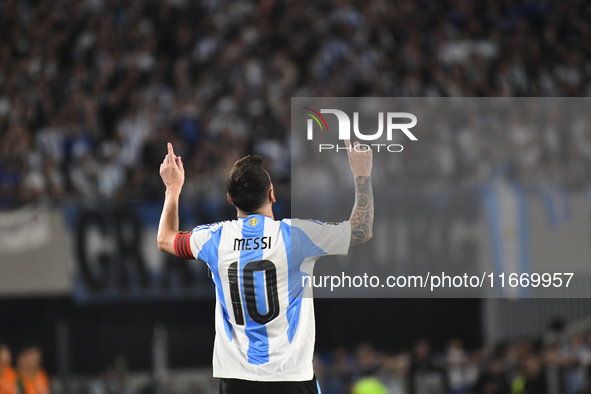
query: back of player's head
227 155 271 213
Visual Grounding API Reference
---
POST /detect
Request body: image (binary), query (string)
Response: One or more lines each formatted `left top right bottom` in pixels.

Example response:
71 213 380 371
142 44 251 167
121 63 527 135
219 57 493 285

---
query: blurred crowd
0 343 49 394
315 324 591 394
1 0 591 209
8 330 591 394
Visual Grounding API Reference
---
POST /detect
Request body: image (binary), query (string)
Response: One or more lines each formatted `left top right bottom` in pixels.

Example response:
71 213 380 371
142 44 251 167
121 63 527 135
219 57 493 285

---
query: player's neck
236 205 274 220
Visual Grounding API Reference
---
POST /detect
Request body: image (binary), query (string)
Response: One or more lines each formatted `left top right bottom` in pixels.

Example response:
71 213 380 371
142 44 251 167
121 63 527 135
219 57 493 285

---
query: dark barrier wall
65 204 215 302
0 297 482 374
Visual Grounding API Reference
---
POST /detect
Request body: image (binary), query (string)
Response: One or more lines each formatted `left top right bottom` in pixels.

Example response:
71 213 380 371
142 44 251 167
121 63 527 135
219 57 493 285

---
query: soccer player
157 141 373 393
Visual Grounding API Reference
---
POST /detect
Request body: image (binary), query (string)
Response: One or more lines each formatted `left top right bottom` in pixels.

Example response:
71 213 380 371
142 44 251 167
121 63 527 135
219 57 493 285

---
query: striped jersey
174 214 351 381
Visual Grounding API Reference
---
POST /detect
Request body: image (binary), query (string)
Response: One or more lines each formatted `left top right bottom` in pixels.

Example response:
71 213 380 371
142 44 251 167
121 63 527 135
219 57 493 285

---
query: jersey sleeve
290 219 351 258
174 224 214 262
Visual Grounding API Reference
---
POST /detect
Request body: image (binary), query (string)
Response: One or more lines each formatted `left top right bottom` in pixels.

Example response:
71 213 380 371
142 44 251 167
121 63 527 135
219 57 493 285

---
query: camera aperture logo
303 107 417 152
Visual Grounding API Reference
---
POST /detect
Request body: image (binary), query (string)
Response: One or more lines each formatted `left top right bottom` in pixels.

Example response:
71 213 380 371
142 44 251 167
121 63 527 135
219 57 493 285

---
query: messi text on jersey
233 236 272 251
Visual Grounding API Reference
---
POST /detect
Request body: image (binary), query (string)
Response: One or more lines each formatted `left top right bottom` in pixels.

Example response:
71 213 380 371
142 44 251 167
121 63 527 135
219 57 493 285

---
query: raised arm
157 143 185 254
346 140 374 247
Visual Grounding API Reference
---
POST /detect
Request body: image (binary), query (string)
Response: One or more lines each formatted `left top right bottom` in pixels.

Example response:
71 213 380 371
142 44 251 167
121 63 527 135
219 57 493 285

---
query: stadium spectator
407 339 448 394
103 355 135 394
471 358 511 394
352 376 389 394
315 347 356 394
0 343 18 394
444 339 478 393
511 354 548 394
561 332 591 394
16 346 49 394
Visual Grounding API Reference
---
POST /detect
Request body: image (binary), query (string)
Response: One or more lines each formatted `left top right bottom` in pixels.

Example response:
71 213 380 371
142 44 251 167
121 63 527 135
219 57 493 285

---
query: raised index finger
166 142 176 161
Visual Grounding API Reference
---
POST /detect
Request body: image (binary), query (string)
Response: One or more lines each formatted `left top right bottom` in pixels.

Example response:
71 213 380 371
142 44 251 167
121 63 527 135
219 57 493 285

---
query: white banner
0 208 71 296
0 207 50 255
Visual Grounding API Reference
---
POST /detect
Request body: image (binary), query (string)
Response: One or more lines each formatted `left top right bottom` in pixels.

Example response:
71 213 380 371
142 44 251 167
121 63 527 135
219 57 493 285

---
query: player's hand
159 143 185 193
345 140 372 177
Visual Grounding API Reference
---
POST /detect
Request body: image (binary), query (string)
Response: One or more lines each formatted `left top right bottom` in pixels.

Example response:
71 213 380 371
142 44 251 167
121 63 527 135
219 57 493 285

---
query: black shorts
219 376 321 394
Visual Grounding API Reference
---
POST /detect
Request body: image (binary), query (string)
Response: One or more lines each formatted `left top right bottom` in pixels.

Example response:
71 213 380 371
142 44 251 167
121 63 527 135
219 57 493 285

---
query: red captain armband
174 231 195 259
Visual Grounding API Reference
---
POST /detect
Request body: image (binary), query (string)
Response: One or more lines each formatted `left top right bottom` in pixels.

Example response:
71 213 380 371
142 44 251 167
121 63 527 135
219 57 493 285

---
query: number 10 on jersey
228 260 280 325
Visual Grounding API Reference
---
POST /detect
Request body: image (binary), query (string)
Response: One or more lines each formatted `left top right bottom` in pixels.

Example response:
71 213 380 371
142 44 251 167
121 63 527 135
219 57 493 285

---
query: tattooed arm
345 140 374 247
350 175 374 246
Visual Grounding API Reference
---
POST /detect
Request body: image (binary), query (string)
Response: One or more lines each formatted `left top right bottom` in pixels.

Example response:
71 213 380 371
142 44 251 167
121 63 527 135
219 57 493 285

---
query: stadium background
1 0 591 393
